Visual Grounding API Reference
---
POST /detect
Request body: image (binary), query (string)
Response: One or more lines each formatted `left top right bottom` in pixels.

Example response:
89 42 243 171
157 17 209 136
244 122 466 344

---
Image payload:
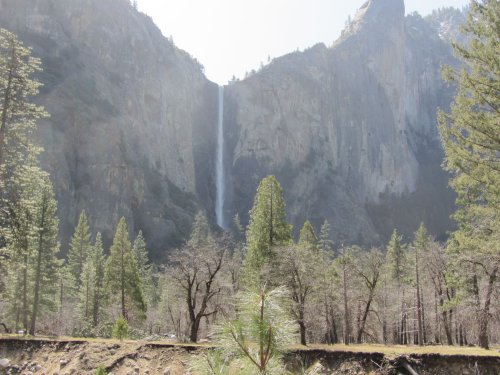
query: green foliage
298 220 317 250
199 286 296 375
95 365 107 375
0 28 48 295
106 218 146 322
386 229 407 284
413 223 429 252
244 176 292 286
189 349 231 375
28 175 60 334
438 0 499 261
189 211 212 247
231 213 245 242
0 28 47 176
133 231 154 306
1 152 60 334
318 220 333 254
67 211 91 286
438 0 499 349
112 316 129 341
78 232 107 330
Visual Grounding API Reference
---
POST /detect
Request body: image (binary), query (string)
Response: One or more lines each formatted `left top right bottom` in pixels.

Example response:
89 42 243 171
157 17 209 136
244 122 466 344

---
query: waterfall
215 85 226 229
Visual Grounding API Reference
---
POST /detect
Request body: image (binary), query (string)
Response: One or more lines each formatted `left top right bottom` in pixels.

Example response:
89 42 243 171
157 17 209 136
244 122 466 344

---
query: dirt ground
0 337 499 375
0 339 197 375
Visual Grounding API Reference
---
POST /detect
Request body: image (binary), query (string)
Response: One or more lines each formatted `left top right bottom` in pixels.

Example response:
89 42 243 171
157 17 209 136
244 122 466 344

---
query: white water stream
215 85 226 229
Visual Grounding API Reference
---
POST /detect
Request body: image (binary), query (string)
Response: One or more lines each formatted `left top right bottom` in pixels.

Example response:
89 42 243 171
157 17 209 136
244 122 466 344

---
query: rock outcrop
0 0 218 259
222 0 458 244
0 0 463 257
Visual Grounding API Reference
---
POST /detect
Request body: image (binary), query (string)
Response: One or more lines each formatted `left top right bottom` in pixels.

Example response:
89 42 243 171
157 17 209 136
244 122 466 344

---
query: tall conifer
244 175 291 284
106 217 145 322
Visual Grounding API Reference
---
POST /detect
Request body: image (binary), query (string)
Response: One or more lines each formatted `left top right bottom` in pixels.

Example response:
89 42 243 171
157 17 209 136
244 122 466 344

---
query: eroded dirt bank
1 338 499 375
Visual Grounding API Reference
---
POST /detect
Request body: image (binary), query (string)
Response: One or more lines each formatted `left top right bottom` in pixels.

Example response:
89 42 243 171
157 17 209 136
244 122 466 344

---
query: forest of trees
0 0 498 360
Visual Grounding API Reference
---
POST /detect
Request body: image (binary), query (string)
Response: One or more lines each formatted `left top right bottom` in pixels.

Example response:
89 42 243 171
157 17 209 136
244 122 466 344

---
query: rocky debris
0 359 10 369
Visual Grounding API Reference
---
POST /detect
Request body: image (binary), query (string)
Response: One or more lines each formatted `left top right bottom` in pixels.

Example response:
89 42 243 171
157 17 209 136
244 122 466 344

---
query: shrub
112 316 129 341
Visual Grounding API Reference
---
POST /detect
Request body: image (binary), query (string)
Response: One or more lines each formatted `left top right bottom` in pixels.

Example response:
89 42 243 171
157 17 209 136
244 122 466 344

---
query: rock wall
223 0 458 244
0 0 462 257
0 0 218 260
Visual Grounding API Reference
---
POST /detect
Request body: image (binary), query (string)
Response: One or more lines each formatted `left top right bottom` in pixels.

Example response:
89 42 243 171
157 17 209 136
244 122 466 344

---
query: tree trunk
331 311 338 344
58 277 64 335
0 323 10 333
415 249 423 346
29 240 43 335
421 290 427 344
459 323 464 346
190 316 201 343
299 320 307 346
298 302 307 345
440 296 453 345
93 286 100 327
29 196 47 336
22 253 29 332
343 266 350 345
400 288 407 345
478 266 497 350
120 242 126 320
434 291 440 344
357 291 375 343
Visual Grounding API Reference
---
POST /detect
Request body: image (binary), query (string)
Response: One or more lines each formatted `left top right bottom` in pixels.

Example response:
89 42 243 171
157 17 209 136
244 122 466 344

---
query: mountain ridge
0 0 464 258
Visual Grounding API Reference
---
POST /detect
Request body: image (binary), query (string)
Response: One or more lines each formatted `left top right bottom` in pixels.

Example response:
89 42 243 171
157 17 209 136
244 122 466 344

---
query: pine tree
1 156 59 335
298 220 318 250
318 220 334 254
55 264 74 336
385 228 408 344
78 232 107 331
29 176 60 335
79 258 93 325
411 223 429 346
106 217 145 322
67 211 91 285
231 213 245 242
90 233 106 328
2 156 46 331
0 28 47 298
132 231 153 306
335 246 355 345
438 0 499 350
386 229 406 284
0 28 46 179
189 211 212 247
244 175 291 284
196 286 296 374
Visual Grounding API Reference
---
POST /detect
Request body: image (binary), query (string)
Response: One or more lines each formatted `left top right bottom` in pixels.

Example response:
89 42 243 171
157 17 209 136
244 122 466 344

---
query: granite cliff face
222 0 458 244
0 0 461 257
0 0 219 259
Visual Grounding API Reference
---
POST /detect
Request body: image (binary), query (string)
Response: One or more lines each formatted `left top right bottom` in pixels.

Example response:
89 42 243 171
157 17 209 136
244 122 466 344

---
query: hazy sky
136 0 470 84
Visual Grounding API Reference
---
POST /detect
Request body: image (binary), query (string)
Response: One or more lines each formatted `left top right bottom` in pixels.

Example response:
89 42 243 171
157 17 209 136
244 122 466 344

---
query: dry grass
2 334 499 358
0 333 214 347
298 343 500 358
